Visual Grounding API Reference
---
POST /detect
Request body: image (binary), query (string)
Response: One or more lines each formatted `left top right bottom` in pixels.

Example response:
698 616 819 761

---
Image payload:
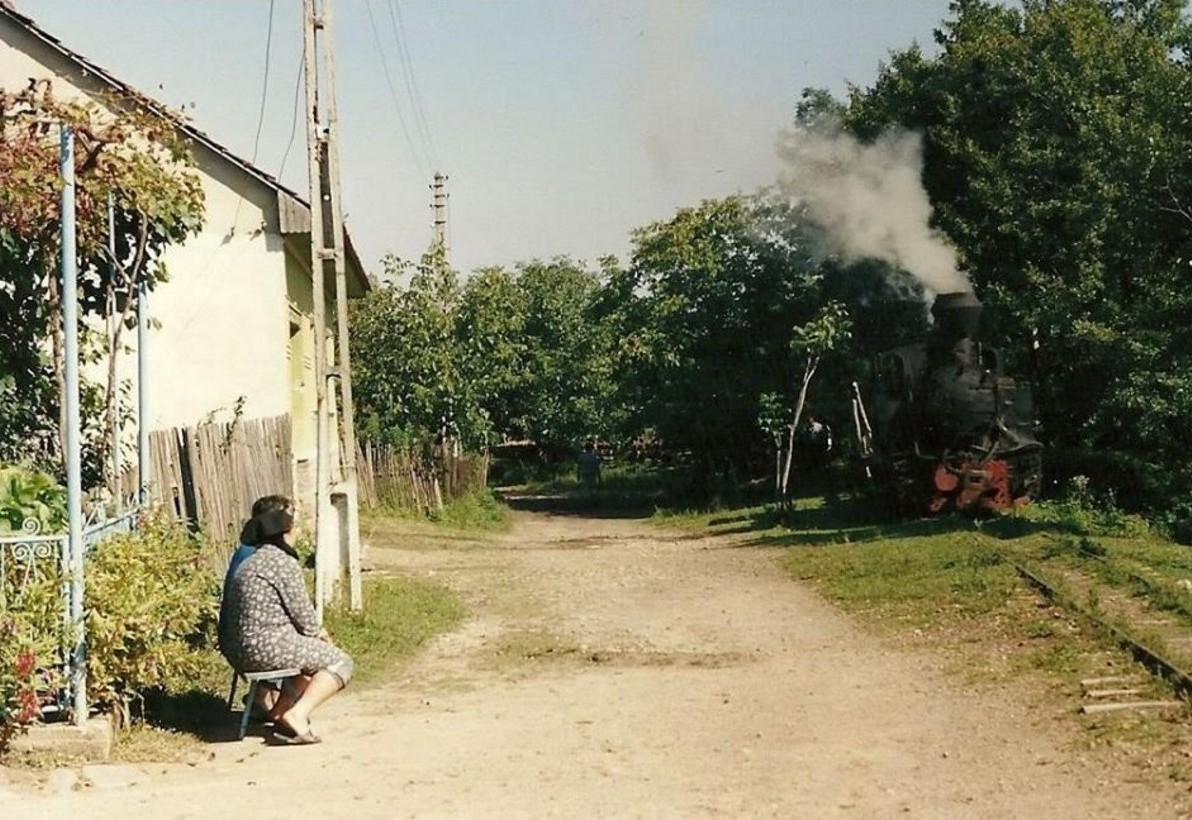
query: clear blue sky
16 1 963 276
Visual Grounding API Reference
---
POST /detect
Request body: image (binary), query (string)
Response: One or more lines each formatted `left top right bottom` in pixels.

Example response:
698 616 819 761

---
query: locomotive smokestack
931 291 982 340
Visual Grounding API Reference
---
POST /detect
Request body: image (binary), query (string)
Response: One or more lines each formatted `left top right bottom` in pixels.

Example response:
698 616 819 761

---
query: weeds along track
1014 559 1192 715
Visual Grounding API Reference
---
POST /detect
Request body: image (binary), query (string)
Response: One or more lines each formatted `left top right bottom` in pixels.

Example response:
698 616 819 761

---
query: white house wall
1 20 292 431
132 146 291 430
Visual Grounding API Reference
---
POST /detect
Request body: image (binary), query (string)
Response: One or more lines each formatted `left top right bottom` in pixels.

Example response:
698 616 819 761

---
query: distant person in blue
577 440 601 490
218 494 293 720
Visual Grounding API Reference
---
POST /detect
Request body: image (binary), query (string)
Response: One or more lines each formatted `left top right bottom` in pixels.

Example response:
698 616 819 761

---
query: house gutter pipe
61 125 87 726
137 255 149 504
107 194 120 511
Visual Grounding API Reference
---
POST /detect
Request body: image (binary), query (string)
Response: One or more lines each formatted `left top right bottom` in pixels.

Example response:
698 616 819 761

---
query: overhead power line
278 49 303 182
365 0 432 175
385 0 438 168
250 0 277 164
235 0 276 232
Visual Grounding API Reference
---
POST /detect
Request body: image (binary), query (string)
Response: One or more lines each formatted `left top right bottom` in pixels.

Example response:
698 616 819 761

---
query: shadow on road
138 687 248 745
733 495 1058 549
497 489 657 520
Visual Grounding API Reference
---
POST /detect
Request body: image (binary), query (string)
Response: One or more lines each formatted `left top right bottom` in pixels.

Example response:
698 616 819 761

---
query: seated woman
221 507 353 745
218 495 293 721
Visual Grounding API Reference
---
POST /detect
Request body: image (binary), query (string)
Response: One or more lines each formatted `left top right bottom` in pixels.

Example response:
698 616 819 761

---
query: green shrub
0 463 68 751
1042 447 1167 512
0 465 66 533
85 514 219 728
1030 475 1151 538
1159 495 1192 546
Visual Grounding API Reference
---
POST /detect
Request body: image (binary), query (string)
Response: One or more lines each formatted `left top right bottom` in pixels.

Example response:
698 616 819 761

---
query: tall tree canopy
609 196 827 479
350 253 615 454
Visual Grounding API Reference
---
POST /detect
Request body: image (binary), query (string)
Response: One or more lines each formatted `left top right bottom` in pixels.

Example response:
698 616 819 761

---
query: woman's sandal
271 729 321 745
270 719 320 745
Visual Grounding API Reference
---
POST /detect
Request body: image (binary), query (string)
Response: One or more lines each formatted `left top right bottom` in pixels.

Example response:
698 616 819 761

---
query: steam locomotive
855 291 1043 516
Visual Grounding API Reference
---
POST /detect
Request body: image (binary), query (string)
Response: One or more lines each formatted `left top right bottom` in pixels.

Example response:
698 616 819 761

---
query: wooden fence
126 418 487 558
357 443 489 514
136 415 293 555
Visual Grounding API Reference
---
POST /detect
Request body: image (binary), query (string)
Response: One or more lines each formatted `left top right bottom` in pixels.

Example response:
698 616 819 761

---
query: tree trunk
779 356 819 506
773 438 782 503
102 216 149 498
104 286 137 501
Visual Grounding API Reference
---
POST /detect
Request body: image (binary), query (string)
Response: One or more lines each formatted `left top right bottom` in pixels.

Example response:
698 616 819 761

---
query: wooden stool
226 668 301 740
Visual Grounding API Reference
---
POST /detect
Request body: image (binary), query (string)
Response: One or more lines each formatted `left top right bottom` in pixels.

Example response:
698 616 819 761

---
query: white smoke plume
582 1 780 196
776 126 971 295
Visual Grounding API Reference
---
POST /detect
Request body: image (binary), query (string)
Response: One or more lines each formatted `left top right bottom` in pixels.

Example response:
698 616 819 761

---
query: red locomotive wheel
933 464 959 492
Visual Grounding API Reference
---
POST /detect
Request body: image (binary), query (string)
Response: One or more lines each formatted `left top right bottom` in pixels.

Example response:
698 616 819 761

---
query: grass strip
325 574 465 688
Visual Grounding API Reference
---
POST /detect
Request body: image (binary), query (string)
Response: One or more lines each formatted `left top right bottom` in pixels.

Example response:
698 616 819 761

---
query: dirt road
3 501 1188 819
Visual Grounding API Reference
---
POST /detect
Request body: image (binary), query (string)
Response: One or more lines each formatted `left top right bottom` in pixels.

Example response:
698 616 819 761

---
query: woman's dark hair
240 509 298 559
251 494 292 518
239 495 293 546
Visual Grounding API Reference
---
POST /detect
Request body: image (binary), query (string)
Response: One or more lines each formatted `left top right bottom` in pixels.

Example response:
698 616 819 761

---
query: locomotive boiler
857 291 1042 516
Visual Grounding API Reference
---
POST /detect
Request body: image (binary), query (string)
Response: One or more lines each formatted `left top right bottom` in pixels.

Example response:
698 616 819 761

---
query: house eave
0 1 371 294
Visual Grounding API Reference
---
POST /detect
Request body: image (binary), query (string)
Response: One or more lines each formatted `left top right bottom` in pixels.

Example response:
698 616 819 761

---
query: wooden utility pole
303 0 362 613
431 171 449 261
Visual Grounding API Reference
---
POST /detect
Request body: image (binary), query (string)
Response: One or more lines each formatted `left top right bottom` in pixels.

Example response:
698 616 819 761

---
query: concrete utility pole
302 0 362 614
429 172 455 461
431 171 449 262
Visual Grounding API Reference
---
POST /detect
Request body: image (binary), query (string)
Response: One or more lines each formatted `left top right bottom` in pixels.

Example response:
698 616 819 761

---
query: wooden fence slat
354 444 488 513
121 415 294 558
126 416 488 540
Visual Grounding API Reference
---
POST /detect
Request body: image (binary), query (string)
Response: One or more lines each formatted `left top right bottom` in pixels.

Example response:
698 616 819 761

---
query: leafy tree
0 81 203 484
351 249 474 450
456 266 528 443
352 253 618 459
613 195 830 488
505 257 615 451
348 277 409 446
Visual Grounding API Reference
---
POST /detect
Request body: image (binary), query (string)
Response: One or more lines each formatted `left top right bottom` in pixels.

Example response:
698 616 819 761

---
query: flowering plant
1 609 59 753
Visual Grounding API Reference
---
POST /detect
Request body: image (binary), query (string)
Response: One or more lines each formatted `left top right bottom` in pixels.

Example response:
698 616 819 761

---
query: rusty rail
1015 562 1192 699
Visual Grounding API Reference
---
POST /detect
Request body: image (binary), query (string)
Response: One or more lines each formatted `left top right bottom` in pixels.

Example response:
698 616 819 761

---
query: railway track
1015 561 1191 715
